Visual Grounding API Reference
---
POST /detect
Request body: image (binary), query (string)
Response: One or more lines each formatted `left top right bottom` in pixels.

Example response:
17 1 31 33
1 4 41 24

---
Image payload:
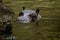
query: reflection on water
19 21 40 33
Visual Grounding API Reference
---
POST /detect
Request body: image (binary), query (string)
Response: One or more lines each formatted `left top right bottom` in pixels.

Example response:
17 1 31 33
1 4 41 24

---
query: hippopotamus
17 6 41 23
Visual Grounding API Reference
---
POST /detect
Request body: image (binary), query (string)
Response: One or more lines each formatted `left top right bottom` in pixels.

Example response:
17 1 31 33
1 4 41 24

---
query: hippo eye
19 12 24 16
28 14 32 17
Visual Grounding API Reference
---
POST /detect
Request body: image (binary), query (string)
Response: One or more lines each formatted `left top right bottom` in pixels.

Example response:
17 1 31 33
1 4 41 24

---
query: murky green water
1 0 60 40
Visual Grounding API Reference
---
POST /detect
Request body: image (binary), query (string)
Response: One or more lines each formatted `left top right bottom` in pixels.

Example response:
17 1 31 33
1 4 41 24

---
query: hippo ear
23 6 25 10
36 9 39 13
